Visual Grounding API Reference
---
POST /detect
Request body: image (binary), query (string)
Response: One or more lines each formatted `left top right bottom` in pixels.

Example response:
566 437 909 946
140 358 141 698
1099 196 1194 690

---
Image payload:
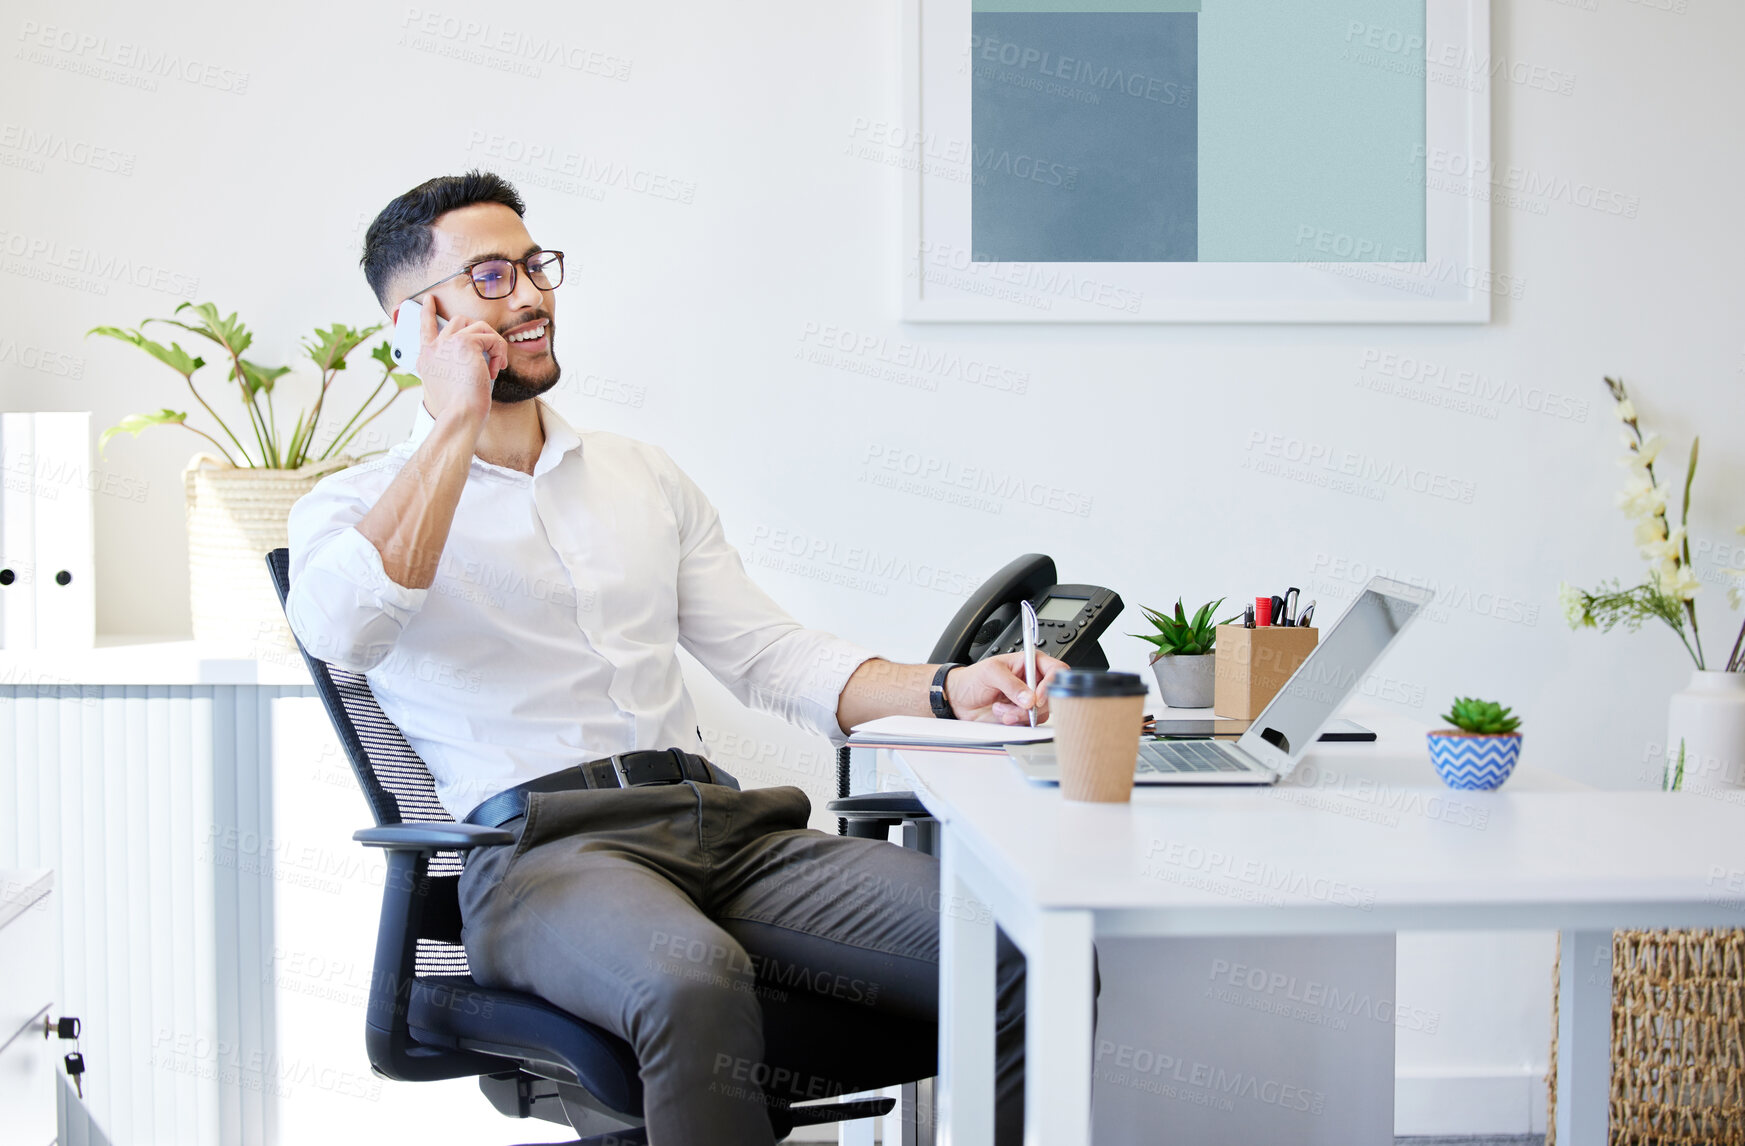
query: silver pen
1020 599 1039 727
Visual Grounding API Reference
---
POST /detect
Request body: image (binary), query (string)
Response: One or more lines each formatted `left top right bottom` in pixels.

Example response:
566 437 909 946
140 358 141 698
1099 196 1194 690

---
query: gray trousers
456 780 1028 1145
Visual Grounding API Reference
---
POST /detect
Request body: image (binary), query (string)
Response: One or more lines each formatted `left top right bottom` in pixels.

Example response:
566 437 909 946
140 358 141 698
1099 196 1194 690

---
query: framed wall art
901 0 1493 322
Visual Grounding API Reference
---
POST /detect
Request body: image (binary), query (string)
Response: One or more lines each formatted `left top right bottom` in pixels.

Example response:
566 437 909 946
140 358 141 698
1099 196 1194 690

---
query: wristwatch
930 662 961 720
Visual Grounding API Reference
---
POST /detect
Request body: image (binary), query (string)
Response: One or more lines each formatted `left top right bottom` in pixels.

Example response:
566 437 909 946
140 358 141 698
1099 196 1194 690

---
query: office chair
265 548 899 1144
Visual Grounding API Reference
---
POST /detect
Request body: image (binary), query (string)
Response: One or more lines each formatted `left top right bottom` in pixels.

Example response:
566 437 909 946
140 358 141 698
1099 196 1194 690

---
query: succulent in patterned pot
1427 697 1524 790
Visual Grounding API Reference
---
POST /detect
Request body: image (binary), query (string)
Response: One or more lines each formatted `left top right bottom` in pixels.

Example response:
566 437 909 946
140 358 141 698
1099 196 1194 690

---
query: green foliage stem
89 303 413 470
1132 598 1239 658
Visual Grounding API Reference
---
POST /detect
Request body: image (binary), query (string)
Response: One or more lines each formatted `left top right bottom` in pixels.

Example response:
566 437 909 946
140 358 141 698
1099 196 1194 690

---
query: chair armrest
353 822 515 852
826 792 931 821
358 832 510 1082
827 792 936 848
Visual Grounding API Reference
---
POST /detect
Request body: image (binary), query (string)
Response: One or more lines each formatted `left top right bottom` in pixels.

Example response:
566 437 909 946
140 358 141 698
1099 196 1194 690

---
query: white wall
4 0 1742 1137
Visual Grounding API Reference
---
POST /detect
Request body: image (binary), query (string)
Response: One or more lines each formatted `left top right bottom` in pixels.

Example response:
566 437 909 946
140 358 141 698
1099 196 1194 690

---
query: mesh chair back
266 548 469 976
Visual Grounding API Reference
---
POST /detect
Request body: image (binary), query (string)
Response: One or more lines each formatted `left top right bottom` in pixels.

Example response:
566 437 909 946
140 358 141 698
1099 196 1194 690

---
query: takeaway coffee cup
1048 669 1147 803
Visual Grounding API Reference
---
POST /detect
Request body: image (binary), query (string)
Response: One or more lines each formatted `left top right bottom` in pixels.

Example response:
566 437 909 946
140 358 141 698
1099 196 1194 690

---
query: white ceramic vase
1664 670 1745 791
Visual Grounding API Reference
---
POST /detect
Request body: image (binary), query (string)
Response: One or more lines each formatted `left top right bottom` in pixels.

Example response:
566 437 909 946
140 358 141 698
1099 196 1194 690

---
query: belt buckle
608 754 633 789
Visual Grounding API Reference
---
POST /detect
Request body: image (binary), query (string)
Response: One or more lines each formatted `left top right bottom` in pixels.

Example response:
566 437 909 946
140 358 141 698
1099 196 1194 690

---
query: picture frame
900 0 1492 324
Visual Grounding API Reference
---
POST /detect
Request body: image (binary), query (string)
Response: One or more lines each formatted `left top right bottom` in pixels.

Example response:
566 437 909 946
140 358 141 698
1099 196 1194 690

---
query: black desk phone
928 553 1123 669
833 552 1125 837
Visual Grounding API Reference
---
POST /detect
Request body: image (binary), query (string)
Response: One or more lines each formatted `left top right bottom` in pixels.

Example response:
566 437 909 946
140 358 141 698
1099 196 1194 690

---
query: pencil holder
1213 625 1319 720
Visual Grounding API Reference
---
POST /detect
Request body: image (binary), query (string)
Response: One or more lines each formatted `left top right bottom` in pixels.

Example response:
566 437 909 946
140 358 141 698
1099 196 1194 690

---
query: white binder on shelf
0 411 36 650
30 412 96 650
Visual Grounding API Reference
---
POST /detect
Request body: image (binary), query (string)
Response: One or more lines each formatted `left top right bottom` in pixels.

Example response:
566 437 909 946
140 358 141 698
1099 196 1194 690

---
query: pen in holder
1213 624 1319 720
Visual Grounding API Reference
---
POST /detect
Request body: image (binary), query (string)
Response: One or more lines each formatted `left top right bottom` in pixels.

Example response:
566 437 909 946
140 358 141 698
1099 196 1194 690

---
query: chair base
497 1083 894 1144
515 1132 647 1146
786 1096 897 1129
519 1132 648 1146
482 1071 649 1138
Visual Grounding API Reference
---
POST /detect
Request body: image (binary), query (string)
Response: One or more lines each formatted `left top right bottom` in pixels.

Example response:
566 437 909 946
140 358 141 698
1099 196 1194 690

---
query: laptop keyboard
1138 739 1253 774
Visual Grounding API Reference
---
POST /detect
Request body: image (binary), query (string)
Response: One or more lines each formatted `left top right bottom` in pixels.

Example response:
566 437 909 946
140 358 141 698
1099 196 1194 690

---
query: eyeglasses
405 249 565 302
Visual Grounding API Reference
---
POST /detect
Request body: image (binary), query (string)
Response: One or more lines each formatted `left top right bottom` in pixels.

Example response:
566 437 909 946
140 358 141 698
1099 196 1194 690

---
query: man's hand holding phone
354 298 512 589
410 299 508 428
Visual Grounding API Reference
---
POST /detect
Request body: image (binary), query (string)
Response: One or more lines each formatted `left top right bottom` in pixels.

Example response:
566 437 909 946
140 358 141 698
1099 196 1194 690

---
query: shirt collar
404 396 583 476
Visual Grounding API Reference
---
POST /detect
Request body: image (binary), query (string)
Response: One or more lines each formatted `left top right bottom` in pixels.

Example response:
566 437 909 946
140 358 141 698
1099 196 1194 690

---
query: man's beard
491 349 561 404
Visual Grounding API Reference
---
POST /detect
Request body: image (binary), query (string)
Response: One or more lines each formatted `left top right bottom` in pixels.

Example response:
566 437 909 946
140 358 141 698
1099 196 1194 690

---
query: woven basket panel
1549 928 1745 1146
184 454 350 654
1612 929 1745 1145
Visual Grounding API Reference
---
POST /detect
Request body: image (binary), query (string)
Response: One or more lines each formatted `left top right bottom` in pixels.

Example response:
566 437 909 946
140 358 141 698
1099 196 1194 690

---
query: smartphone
390 298 448 369
1149 719 1252 739
1146 717 1376 742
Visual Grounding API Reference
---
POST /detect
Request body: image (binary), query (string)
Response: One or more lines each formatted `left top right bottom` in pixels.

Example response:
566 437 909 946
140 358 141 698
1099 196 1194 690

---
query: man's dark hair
360 170 526 308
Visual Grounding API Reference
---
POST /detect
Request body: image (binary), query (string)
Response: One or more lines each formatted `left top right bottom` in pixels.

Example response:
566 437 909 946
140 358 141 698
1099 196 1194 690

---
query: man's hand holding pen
945 653 1070 725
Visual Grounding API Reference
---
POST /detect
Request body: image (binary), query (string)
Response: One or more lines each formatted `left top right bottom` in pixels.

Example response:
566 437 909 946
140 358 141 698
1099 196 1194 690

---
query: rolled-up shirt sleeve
662 453 878 742
285 471 428 672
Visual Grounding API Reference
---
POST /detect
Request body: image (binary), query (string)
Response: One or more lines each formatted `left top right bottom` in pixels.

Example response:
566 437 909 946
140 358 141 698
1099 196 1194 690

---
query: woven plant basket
183 453 353 656
1548 929 1745 1145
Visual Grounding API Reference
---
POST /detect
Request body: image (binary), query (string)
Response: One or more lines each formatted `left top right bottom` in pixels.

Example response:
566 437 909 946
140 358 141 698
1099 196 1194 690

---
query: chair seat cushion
407 975 643 1115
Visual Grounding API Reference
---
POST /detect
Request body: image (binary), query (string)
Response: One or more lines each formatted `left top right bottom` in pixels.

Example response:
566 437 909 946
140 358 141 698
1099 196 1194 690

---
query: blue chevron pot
1427 731 1522 790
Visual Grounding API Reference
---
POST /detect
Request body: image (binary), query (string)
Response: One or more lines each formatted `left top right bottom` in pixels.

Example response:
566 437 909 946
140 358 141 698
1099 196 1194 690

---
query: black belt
462 748 720 829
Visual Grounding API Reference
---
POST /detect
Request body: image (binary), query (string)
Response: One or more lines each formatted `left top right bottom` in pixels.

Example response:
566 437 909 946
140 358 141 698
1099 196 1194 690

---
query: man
285 171 1066 1145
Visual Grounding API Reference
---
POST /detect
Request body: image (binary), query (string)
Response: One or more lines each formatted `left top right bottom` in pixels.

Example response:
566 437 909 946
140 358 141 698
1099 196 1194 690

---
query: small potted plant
1134 598 1234 708
1428 697 1523 790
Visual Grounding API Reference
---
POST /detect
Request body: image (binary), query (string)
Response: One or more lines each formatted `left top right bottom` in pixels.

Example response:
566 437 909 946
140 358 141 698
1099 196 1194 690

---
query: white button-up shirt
285 398 878 818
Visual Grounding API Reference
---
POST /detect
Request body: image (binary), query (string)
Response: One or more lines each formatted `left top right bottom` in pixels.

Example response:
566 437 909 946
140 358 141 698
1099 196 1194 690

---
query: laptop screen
1236 577 1432 775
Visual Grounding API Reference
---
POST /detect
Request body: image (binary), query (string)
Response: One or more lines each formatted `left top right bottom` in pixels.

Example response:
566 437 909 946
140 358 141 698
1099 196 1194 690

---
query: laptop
1007 576 1434 787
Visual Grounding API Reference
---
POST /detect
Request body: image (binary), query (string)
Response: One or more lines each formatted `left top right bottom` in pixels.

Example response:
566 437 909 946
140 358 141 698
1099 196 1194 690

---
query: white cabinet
0 869 56 1146
0 639 311 1146
0 643 596 1144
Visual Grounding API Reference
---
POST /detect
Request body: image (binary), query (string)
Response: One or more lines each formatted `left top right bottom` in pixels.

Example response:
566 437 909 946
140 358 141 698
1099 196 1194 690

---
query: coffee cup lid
1048 669 1147 698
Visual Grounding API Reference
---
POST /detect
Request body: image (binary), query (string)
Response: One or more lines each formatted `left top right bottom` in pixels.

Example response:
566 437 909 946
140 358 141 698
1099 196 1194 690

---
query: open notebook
847 715 1054 752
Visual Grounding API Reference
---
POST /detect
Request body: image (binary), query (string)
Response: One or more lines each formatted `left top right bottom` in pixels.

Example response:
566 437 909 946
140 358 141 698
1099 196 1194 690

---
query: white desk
891 715 1745 1146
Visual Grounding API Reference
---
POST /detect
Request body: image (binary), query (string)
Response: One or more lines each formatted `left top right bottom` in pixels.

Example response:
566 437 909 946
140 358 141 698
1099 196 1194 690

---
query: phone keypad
1004 611 1092 654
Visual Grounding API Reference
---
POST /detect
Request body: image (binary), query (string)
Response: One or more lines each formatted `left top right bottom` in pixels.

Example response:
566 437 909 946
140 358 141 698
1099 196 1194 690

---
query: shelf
0 635 313 687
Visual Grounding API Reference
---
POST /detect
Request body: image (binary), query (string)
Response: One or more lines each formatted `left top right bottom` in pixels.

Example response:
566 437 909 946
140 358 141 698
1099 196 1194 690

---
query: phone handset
929 554 1057 663
390 298 491 371
928 553 1124 669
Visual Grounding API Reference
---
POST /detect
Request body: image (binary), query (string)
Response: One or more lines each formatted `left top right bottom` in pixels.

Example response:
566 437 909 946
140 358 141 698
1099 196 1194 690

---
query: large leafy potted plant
1134 598 1234 708
90 302 419 652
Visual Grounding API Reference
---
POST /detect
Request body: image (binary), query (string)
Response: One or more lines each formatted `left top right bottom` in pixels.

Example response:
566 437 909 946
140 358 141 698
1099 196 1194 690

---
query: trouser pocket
459 797 545 907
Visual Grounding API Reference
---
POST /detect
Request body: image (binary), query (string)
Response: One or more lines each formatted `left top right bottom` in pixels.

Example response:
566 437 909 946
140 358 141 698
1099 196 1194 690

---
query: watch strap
930 662 962 720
